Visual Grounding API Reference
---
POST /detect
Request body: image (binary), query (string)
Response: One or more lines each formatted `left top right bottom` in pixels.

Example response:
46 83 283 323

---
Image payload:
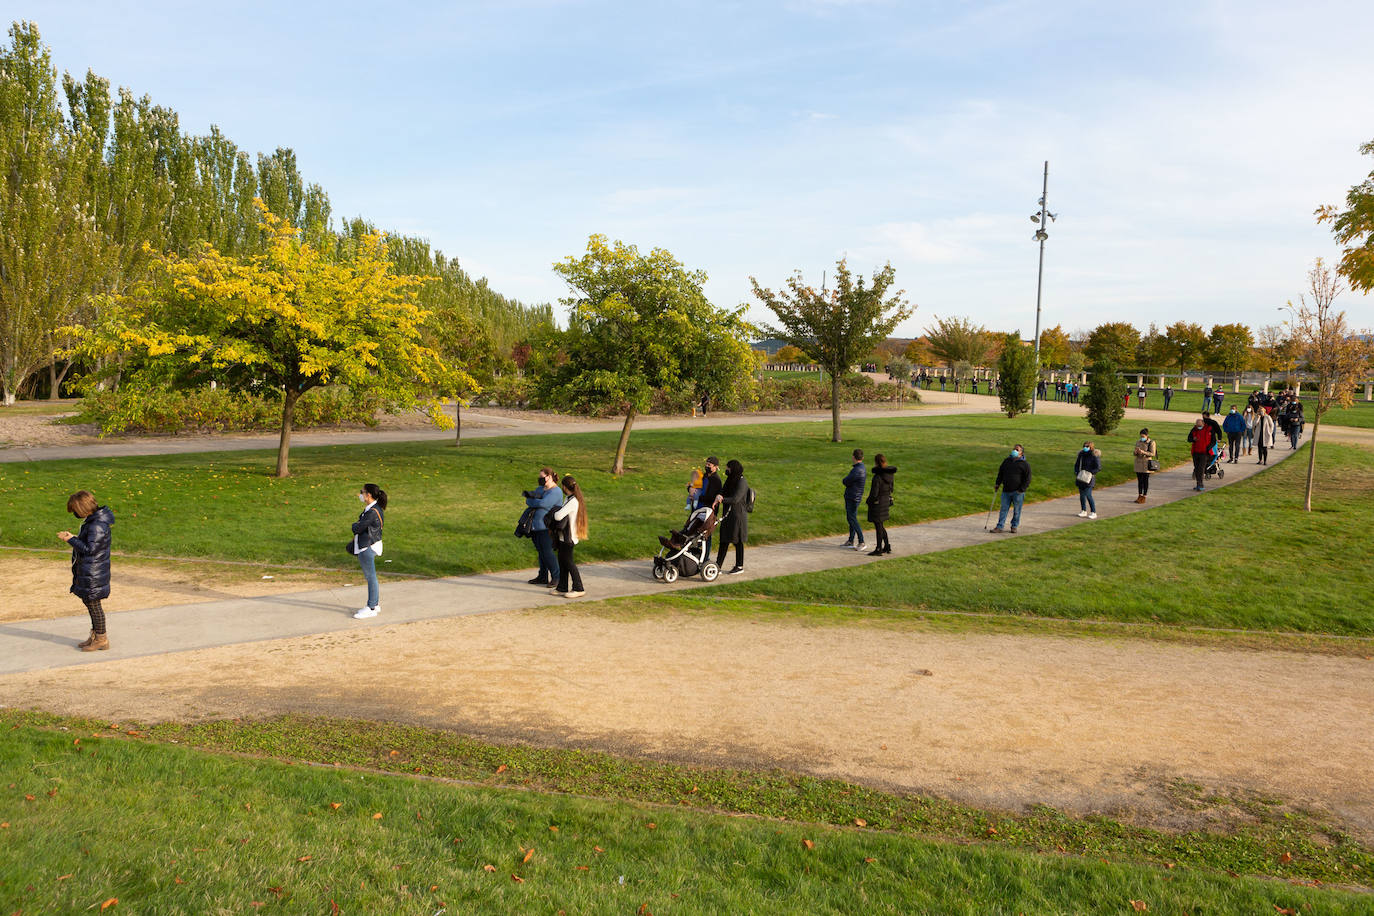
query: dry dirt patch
3 606 1371 839
0 554 357 621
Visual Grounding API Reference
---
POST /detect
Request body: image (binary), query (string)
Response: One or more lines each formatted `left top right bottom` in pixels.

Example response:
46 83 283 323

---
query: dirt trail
5 608 1371 839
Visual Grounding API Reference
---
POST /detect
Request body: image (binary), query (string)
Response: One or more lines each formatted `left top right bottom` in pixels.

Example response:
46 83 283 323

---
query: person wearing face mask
1187 418 1214 491
990 444 1031 534
1254 404 1276 465
1073 441 1101 519
1221 406 1246 463
523 467 563 587
1132 428 1157 503
697 456 722 558
350 483 387 619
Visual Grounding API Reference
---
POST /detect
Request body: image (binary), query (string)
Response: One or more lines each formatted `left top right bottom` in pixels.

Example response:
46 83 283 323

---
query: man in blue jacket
1221 406 1246 463
840 448 867 550
524 466 563 586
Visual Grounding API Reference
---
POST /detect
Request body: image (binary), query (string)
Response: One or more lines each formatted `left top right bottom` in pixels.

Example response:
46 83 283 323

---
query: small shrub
71 386 384 435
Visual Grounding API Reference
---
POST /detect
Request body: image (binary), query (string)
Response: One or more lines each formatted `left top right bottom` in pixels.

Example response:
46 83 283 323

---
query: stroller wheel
1217 468 1224 479
662 565 679 584
701 562 720 582
652 563 665 580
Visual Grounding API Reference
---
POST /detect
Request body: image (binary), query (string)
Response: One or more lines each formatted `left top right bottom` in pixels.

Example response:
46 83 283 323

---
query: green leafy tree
885 354 912 400
1136 323 1171 373
754 258 911 442
1084 321 1140 368
1316 137 1374 293
1164 321 1208 378
996 333 1037 418
775 344 806 363
1291 260 1372 511
902 336 932 365
75 203 465 476
924 315 990 370
1205 322 1254 382
547 235 756 474
1083 358 1127 435
1037 324 1071 368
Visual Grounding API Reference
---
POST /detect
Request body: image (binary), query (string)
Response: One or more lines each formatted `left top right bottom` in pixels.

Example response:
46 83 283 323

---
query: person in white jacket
552 475 588 598
1254 409 1277 466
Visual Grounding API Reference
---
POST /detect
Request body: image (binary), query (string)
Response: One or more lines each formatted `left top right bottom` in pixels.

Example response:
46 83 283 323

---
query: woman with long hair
350 483 387 619
865 454 896 556
553 475 588 598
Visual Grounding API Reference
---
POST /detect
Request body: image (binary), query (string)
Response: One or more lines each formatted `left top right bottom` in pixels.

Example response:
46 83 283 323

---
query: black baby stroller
652 506 720 583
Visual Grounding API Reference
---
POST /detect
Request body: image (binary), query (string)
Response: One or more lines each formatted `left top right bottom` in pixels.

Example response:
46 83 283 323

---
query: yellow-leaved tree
75 201 472 476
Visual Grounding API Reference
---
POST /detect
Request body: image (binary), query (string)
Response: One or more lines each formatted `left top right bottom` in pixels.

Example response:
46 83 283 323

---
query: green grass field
3 718 1368 914
714 442 1374 635
0 415 1194 577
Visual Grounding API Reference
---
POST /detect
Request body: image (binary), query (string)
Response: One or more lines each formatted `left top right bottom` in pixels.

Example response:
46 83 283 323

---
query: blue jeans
996 491 1024 529
532 529 559 583
844 498 863 543
1077 482 1095 513
357 548 379 608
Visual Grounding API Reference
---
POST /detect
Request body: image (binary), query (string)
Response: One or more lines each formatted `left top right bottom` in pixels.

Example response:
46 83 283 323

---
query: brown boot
81 633 109 652
1136 495 1146 504
76 630 96 649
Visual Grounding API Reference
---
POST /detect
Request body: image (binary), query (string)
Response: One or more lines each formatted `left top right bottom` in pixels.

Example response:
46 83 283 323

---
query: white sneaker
562 590 585 598
1088 513 1097 519
1076 510 1088 518
352 606 379 619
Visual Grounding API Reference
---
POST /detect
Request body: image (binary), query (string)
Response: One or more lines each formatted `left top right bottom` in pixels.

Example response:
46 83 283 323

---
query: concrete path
0 443 1292 675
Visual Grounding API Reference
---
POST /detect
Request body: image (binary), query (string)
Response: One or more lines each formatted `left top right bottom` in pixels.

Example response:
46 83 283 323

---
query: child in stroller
653 505 720 583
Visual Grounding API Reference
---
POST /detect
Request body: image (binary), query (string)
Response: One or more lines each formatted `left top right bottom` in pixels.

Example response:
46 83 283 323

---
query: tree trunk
47 359 71 400
452 396 462 447
1303 414 1320 512
612 408 636 475
275 388 299 478
831 373 842 442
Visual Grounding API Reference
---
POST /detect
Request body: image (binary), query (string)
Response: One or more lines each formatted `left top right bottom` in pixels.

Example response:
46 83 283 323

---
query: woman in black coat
714 459 749 574
58 490 114 652
865 454 896 556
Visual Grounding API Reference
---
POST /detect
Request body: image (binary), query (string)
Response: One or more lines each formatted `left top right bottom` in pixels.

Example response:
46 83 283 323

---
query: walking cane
984 489 1000 531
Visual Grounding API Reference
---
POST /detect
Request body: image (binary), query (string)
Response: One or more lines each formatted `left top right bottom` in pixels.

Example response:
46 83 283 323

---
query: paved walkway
0 442 1292 675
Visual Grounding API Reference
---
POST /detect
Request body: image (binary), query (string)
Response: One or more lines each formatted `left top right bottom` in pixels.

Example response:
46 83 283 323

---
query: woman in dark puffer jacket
58 490 114 652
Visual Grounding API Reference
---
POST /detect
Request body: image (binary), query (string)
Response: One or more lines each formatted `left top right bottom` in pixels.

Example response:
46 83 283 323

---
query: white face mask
358 493 366 503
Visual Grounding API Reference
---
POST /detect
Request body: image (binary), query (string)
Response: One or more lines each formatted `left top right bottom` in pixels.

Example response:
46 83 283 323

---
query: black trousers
715 542 743 568
1227 432 1241 461
872 520 889 550
1192 452 1209 486
1136 471 1150 495
555 541 583 592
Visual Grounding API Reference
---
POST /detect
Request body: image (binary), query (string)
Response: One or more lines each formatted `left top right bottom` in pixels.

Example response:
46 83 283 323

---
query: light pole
1030 161 1056 415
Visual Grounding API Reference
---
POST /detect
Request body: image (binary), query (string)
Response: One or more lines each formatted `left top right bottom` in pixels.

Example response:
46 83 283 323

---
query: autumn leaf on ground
329 803 341 810
1279 852 1293 863
495 764 508 774
549 826 559 832
268 886 283 898
372 812 383 820
0 823 9 829
1130 901 1148 912
594 846 604 854
853 818 867 827
174 877 184 885
637 904 653 916
297 855 312 862
24 795 34 801
802 839 815 850
57 873 72 881
1274 907 1296 915
100 899 118 911
389 750 399 757
522 848 535 864
510 874 524 883
646 822 657 830
864 858 876 864
330 900 339 916
482 864 497 873
575 866 589 871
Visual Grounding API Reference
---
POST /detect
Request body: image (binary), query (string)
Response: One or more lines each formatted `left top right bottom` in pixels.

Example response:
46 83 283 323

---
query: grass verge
711 443 1374 636
0 415 1192 578
1 713 1369 915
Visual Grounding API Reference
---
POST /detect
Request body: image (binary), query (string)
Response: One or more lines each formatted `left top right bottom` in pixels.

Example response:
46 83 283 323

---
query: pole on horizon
1029 161 1056 415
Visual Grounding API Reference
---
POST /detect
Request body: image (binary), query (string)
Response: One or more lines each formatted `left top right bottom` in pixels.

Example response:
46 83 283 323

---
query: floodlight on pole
1030 161 1056 415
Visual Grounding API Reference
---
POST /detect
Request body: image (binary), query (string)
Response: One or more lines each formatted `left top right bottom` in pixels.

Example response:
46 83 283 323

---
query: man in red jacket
1187 418 1214 491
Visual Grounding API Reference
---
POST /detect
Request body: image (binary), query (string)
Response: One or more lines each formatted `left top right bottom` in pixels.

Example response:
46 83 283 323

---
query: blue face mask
1010 450 1019 458
1082 446 1091 452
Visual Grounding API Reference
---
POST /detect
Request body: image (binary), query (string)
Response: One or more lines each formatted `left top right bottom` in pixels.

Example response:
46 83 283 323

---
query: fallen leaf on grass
482 865 497 873
389 750 399 757
296 855 312 862
173 878 184 885
645 822 656 830
637 905 653 916
853 818 867 827
1130 901 1148 912
0 823 8 829
495 764 507 774
372 812 383 820
986 827 998 837
594 846 604 854
1274 907 1296 915
522 848 535 864
1279 852 1293 863
23 795 34 801
329 803 341 810
864 858 876 864
249 903 264 908
243 803 251 811
99 899 118 911
57 874 72 881
510 874 524 883
330 901 339 916
549 826 559 832
802 839 815 850
429 885 438 892
575 866 589 871
268 886 283 898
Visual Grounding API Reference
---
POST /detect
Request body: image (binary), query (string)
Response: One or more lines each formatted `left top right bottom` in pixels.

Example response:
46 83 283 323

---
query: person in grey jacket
840 448 866 550
524 466 562 587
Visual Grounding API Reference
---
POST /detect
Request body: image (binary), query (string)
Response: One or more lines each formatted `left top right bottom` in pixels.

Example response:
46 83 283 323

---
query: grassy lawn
1042 386 1374 428
713 442 1374 636
2 716 1368 914
0 416 1194 578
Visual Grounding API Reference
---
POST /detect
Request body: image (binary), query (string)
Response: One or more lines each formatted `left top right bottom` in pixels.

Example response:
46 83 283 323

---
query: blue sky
27 0 1374 338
